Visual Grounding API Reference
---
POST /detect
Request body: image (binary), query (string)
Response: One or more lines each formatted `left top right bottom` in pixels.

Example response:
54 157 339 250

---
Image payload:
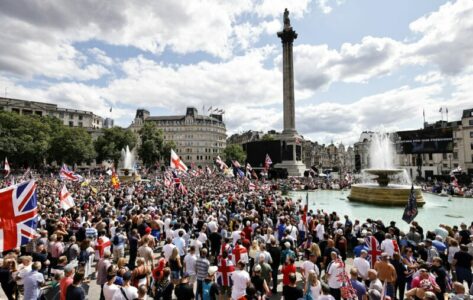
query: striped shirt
195 257 210 280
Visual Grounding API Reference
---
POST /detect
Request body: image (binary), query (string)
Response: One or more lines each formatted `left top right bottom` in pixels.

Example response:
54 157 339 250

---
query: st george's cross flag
0 180 38 252
59 184 75 210
4 157 10 178
170 149 188 171
59 164 83 182
365 236 382 268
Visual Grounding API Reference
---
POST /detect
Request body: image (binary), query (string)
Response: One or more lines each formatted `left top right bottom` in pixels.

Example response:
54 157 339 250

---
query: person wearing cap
174 272 195 300
374 252 396 298
152 267 173 300
202 266 219 300
280 241 296 265
250 263 271 299
113 270 139 300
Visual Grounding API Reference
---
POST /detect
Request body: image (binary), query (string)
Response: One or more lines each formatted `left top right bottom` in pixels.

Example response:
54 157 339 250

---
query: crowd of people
0 170 472 300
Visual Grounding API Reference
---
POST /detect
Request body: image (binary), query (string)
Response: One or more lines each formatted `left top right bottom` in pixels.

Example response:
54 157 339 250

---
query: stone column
278 9 298 135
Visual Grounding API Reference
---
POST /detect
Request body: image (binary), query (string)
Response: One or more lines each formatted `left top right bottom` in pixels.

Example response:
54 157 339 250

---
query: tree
0 112 58 167
161 140 177 166
223 144 246 166
95 127 137 166
261 134 275 141
49 127 95 165
137 122 165 167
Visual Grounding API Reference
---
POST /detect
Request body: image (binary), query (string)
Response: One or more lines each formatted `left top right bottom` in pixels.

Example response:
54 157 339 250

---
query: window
454 163 458 168
428 153 433 160
443 153 447 159
79 115 83 121
11 108 20 114
69 113 74 119
443 164 448 168
78 122 83 127
453 152 458 159
471 143 473 150
59 112 64 118
69 121 73 127
471 131 473 138
469 119 473 126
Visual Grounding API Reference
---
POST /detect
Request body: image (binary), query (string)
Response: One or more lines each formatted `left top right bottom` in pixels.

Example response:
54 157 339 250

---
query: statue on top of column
284 8 291 28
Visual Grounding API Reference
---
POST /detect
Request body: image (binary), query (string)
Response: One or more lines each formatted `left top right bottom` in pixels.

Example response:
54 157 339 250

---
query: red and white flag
170 149 188 171
215 156 228 170
4 157 10 178
264 154 272 170
59 184 75 210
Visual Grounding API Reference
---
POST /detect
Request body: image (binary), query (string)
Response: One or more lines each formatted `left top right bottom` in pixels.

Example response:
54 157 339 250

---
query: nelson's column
275 8 306 176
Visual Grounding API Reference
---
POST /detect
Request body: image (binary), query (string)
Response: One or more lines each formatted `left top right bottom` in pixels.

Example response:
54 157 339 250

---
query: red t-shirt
60 276 73 300
281 263 296 286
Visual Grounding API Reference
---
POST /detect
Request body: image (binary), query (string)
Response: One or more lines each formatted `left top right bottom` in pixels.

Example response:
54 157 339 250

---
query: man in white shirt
353 250 370 281
380 233 396 257
300 253 320 289
113 271 138 300
184 245 198 284
315 220 325 242
327 252 343 300
173 230 187 258
162 237 176 261
232 230 242 246
231 261 250 300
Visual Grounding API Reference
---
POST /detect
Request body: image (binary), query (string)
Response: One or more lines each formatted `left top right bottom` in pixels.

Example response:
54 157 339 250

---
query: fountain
119 146 141 182
348 131 425 206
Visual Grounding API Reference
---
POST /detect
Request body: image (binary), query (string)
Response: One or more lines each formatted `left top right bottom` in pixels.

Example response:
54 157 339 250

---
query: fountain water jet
348 131 425 206
119 146 140 182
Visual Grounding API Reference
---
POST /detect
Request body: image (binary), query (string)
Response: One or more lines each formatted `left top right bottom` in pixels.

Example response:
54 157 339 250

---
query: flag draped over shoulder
0 180 38 252
59 184 75 210
170 149 188 171
402 185 418 224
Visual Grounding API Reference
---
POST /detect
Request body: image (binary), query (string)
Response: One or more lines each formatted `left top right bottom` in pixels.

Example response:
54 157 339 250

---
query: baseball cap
208 266 218 276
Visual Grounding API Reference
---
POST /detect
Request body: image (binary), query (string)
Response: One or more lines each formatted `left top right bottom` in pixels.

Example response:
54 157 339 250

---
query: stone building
0 97 104 129
354 131 374 172
303 140 355 172
130 107 226 166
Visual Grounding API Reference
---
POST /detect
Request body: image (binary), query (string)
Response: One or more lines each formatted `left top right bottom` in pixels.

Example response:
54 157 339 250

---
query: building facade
0 97 104 129
130 107 226 166
353 131 374 172
304 141 355 172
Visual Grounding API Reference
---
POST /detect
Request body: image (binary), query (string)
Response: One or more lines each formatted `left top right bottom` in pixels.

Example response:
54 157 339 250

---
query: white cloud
255 0 312 18
88 48 114 66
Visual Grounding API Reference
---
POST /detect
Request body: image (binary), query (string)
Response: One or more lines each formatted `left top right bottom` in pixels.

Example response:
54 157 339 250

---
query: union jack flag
264 154 272 170
365 236 382 268
0 180 38 252
402 185 418 224
60 164 83 182
216 256 235 287
334 257 358 300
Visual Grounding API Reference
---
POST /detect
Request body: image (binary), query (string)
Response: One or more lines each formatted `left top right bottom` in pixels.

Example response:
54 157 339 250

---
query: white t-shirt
184 253 197 275
380 239 395 257
309 281 322 300
232 231 242 246
103 283 119 300
163 243 176 261
192 239 203 257
301 260 320 279
315 224 325 241
113 286 138 300
231 270 250 300
353 257 370 280
327 261 343 289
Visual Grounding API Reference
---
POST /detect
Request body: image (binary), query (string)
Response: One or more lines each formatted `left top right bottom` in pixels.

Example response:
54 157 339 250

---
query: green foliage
94 127 137 166
261 134 275 141
223 144 246 166
49 127 95 165
0 112 56 167
137 122 164 167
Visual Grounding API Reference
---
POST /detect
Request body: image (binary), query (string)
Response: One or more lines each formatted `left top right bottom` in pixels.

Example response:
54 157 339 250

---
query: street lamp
449 154 452 171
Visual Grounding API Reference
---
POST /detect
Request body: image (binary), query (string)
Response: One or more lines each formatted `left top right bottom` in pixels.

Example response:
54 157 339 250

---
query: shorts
171 270 180 280
220 285 232 295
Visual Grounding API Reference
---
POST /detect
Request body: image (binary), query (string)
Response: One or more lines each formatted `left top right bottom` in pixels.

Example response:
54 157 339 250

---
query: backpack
202 281 212 300
113 235 120 246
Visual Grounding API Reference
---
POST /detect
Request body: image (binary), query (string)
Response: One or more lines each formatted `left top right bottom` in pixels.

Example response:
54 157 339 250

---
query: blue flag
402 185 418 224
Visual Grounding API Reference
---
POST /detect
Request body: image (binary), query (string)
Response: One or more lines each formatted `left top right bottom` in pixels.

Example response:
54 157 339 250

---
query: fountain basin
348 184 425 207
